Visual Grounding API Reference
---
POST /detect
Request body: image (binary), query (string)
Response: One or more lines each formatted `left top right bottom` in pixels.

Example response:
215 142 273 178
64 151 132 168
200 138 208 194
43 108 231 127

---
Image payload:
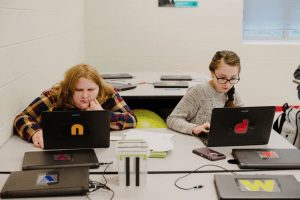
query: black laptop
42 110 110 149
215 174 300 200
0 167 89 198
198 106 276 147
232 148 300 169
101 73 133 79
22 149 100 170
161 75 192 81
110 82 136 92
154 81 189 88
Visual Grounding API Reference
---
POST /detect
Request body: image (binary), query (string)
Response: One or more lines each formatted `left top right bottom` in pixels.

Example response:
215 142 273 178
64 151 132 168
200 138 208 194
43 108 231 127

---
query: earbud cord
87 161 114 200
174 164 237 190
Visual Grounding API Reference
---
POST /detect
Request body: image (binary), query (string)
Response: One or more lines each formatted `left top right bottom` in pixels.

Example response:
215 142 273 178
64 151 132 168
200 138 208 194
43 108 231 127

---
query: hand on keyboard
192 123 210 135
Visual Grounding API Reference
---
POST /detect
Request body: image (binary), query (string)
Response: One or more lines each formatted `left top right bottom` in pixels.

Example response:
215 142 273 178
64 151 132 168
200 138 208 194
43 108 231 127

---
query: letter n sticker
71 124 84 135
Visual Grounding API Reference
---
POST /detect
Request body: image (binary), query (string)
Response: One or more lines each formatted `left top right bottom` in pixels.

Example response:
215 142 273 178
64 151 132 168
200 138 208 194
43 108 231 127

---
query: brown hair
209 51 241 107
51 64 115 108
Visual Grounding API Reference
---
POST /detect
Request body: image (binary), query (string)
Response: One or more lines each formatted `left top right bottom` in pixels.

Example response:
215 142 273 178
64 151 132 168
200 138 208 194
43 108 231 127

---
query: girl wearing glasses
166 50 245 136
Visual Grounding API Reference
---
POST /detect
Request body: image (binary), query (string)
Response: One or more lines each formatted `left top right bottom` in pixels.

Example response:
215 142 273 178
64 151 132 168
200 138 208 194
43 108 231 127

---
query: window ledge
243 40 300 45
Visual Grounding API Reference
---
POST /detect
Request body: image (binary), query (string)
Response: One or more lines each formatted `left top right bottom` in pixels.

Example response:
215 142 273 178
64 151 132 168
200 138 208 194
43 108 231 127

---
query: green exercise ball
133 109 167 129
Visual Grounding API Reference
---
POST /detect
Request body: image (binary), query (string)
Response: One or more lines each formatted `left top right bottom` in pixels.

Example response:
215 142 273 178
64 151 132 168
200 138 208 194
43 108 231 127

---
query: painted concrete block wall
85 0 300 107
0 0 85 148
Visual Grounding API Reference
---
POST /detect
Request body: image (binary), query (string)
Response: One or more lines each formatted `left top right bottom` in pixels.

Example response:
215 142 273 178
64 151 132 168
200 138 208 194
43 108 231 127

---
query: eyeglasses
213 72 240 84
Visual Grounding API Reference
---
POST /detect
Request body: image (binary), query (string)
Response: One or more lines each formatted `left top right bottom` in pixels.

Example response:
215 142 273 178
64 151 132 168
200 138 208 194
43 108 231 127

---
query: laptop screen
42 110 110 149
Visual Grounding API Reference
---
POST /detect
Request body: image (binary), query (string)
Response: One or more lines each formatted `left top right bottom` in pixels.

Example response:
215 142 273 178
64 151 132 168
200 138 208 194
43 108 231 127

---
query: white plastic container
116 139 150 186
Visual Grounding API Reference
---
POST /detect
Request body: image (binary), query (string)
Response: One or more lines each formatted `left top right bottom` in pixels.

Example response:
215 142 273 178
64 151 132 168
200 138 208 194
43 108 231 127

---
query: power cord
86 161 114 200
174 164 237 190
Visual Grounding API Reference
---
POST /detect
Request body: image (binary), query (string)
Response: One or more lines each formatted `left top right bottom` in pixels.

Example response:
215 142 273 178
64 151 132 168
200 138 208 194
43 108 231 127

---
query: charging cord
174 164 237 190
87 161 114 200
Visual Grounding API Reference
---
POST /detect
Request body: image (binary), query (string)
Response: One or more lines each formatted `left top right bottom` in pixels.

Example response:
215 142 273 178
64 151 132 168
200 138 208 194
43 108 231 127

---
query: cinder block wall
1 0 300 147
0 0 85 148
85 0 300 107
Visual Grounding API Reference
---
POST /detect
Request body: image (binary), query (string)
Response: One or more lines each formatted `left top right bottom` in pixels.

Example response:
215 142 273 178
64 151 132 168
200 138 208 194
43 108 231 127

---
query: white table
0 128 296 173
103 71 209 97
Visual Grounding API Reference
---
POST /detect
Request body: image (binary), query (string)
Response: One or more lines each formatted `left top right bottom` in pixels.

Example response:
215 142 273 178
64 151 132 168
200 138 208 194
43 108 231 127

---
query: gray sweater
166 81 245 135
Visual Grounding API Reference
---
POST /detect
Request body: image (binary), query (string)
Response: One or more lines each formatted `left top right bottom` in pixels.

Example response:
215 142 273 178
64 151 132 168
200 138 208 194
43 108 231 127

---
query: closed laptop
101 73 133 79
22 149 100 170
110 82 136 91
215 174 300 200
154 81 188 88
0 167 89 198
232 148 300 169
42 110 110 149
198 106 276 147
161 75 192 81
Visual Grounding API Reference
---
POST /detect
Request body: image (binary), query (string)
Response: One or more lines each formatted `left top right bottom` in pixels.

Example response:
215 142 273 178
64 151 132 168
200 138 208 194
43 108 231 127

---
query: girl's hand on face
192 123 210 135
86 99 103 111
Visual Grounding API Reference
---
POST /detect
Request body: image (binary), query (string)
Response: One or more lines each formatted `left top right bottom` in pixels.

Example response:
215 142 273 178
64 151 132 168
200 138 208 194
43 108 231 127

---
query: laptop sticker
36 173 58 185
236 178 281 192
257 151 280 160
71 124 84 135
167 82 175 85
54 154 71 161
234 119 248 134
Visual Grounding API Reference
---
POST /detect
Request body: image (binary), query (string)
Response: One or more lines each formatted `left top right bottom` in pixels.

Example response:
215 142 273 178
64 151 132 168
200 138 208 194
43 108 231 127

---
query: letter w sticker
237 179 281 192
71 124 84 135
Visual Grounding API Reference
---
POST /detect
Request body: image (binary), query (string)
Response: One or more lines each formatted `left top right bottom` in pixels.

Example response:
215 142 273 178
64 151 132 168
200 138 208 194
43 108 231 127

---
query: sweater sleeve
13 90 54 142
104 89 137 130
166 86 202 135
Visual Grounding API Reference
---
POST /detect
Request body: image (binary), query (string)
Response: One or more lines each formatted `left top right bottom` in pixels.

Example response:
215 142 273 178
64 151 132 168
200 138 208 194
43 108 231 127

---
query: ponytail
224 86 236 107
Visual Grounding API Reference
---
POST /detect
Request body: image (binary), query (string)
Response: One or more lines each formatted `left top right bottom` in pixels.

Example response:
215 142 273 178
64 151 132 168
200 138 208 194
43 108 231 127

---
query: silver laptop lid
232 148 300 169
101 73 133 79
215 174 300 200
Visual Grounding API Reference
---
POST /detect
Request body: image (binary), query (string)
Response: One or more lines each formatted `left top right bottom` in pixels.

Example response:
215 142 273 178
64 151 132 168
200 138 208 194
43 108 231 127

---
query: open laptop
154 81 189 88
215 174 300 200
22 149 100 170
1 167 89 198
232 148 300 169
101 73 133 79
198 106 276 147
161 75 192 81
42 110 110 149
110 82 137 92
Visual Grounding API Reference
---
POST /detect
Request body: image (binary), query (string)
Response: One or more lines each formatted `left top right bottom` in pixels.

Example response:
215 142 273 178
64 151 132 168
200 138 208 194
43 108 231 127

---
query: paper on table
110 136 122 141
123 129 174 152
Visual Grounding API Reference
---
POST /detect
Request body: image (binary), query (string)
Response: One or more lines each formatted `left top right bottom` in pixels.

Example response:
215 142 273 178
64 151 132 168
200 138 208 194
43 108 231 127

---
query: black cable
174 164 237 190
86 161 115 200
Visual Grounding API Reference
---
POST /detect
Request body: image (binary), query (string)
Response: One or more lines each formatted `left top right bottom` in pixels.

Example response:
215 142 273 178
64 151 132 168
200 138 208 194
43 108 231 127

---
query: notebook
0 167 89 198
214 174 300 200
198 106 276 147
42 110 110 149
101 73 133 79
154 81 189 88
232 148 300 169
110 82 137 91
22 149 100 170
160 75 192 81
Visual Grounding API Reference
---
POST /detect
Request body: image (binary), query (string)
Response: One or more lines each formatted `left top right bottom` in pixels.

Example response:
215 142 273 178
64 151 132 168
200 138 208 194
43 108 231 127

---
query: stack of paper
123 130 174 152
